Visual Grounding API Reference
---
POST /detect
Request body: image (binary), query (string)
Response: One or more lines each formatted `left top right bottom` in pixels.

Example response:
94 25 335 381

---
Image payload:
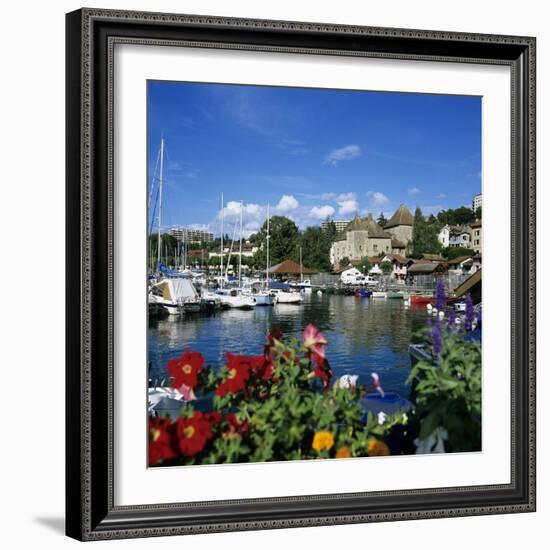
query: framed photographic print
66 8 536 541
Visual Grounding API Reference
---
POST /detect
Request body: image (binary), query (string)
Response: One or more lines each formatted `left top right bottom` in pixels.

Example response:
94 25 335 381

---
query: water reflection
148 294 430 395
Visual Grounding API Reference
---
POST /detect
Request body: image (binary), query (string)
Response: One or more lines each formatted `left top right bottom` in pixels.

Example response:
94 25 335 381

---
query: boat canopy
158 263 193 278
151 278 198 303
269 282 290 290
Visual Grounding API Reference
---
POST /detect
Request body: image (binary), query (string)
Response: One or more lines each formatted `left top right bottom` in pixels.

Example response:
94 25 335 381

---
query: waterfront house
470 219 482 254
380 253 409 280
438 224 472 249
266 259 315 281
406 261 448 285
446 254 482 276
421 253 446 262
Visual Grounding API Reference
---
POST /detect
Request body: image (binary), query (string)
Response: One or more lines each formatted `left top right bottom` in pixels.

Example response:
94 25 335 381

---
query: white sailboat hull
272 291 303 304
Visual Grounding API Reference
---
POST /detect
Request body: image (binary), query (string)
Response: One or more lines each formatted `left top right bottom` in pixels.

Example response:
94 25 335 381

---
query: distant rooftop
385 204 414 228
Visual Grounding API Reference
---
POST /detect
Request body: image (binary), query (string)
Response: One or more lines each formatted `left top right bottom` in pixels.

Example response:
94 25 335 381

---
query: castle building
329 205 414 267
330 214 392 265
383 204 414 246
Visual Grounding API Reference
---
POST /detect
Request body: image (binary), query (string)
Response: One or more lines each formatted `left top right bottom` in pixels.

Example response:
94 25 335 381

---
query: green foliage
437 206 476 226
377 212 388 227
148 233 180 266
252 215 299 267
407 332 481 453
298 226 334 272
322 218 338 240
340 256 351 267
380 261 393 274
358 256 371 273
158 337 406 466
409 208 442 259
441 247 475 261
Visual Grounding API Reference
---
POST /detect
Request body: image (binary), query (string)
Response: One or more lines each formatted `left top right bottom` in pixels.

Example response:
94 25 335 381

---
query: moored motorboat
148 276 202 315
270 288 303 304
410 294 434 305
354 288 372 297
254 291 274 306
216 288 256 309
385 291 404 299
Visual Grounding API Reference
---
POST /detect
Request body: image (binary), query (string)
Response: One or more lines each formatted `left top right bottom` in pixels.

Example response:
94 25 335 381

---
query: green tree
410 208 442 259
377 212 388 227
148 233 179 266
322 218 338 241
253 215 299 267
298 226 333 272
340 256 351 267
380 261 393 274
441 247 475 261
358 256 371 274
437 207 475 226
474 206 482 220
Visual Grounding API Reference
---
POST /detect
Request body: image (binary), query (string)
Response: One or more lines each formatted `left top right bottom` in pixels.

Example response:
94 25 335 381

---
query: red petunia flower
303 324 328 359
148 416 177 466
215 363 250 396
167 350 204 389
175 412 213 456
215 352 274 396
223 413 250 438
311 351 334 391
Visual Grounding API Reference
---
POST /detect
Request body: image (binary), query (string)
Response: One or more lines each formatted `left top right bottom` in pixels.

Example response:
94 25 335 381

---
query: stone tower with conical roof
384 204 414 246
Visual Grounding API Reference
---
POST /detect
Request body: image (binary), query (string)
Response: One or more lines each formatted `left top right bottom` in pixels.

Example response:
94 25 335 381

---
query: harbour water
148 294 431 396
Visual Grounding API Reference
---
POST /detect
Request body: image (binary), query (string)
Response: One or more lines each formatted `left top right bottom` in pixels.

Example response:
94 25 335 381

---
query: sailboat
290 246 312 293
254 204 274 306
215 198 255 309
147 136 202 315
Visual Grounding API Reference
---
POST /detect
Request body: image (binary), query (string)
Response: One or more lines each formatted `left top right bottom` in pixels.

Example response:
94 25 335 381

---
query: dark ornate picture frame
66 8 536 541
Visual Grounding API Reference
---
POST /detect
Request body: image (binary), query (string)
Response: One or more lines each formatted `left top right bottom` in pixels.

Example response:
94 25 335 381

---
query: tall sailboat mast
266 204 270 289
299 246 303 283
156 136 165 270
238 201 243 286
220 192 224 287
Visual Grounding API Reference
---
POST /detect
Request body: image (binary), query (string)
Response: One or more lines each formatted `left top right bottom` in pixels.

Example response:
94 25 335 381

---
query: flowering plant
407 285 482 453
148 324 407 466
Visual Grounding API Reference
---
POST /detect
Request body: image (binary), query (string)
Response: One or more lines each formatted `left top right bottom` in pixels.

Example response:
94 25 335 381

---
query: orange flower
312 431 334 452
367 438 390 457
335 446 352 458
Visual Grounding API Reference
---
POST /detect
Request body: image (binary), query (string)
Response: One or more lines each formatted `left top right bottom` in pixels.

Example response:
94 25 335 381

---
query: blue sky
147 80 481 237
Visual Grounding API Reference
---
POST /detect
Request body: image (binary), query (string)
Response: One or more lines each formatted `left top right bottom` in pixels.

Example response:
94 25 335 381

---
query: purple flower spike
464 293 474 331
447 308 457 331
431 320 443 356
435 277 446 311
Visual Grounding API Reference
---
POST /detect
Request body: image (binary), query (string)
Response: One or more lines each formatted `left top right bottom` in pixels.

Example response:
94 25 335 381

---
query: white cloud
336 192 356 202
324 144 362 166
437 193 447 199
275 194 299 213
366 191 390 207
338 200 359 216
321 192 337 201
408 187 421 195
309 205 336 220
